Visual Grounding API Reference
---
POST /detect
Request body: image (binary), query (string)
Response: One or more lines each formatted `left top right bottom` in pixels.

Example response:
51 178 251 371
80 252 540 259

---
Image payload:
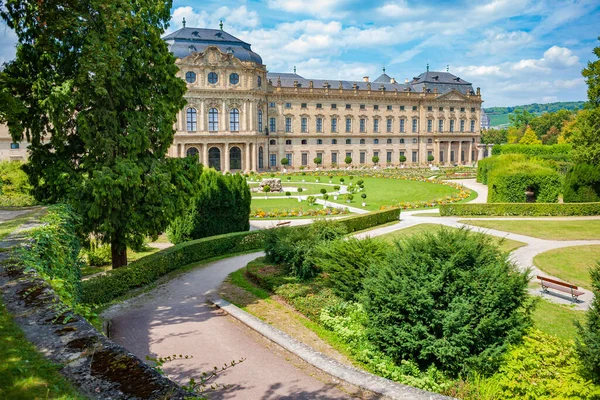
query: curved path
102 252 354 399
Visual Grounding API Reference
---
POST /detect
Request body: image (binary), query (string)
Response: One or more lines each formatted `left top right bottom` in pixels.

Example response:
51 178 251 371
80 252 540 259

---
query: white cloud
0 25 17 65
468 29 534 56
170 6 260 31
542 45 579 69
267 0 350 18
375 1 430 19
293 58 376 80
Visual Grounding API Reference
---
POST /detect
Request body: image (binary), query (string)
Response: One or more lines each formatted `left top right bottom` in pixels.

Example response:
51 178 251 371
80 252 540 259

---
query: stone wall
0 252 196 399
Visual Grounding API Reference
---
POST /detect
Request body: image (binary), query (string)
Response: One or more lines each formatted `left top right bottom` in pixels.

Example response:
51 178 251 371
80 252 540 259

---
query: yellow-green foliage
0 161 36 206
477 154 527 184
470 329 600 400
488 161 562 203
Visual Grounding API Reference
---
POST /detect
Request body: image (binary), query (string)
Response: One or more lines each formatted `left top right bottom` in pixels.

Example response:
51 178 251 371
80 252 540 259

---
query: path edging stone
211 297 452 400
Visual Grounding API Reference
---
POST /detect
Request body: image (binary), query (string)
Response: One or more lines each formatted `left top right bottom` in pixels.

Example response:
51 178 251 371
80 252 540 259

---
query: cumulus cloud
468 29 534 56
542 45 579 68
170 5 260 31
375 1 430 19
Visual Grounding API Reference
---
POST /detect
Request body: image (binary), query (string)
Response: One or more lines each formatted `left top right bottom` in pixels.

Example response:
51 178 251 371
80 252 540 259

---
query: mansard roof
163 27 263 64
373 73 393 83
266 72 415 92
410 71 474 95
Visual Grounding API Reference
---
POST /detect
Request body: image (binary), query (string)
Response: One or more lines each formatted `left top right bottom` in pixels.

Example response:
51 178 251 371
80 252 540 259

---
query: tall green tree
583 36 600 108
576 262 600 384
508 109 534 129
0 0 199 268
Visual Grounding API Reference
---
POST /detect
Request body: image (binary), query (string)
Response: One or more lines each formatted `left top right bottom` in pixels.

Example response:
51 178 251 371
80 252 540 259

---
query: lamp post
264 127 269 171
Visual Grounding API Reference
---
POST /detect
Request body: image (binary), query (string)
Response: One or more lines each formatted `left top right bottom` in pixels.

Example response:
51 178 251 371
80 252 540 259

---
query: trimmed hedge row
488 161 562 203
563 163 600 203
491 144 572 159
81 207 401 305
477 154 527 184
439 202 600 216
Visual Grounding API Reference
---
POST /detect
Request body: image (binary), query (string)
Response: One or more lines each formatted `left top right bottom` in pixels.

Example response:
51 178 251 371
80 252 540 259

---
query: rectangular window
331 152 338 164
400 151 405 158
230 111 240 131
400 119 405 133
373 119 379 133
386 118 392 133
450 120 455 132
270 153 277 167
208 110 218 131
302 153 308 166
345 118 352 132
331 104 337 109
461 150 465 162
301 103 307 109
317 153 323 162
332 118 338 132
258 111 263 132
427 120 432 132
428 150 433 160
439 107 444 112
374 105 379 110
10 143 19 149
346 152 352 159
460 107 465 112
269 102 276 108
471 107 475 112
285 102 292 108
451 151 455 162
450 107 455 112
360 104 365 110
412 106 417 111
386 151 392 163
301 117 308 133
440 150 444 162
460 120 465 132
316 117 323 132
286 153 293 166
346 104 351 109
387 105 393 111
400 106 405 111
438 119 443 132
269 117 276 132
316 103 322 109
412 151 418 163
286 117 292 133
412 119 418 133
360 119 366 133
471 120 475 132
427 106 433 111
360 152 366 164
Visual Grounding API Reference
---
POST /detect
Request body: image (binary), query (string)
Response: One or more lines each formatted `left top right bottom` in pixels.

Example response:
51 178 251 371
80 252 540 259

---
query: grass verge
531 298 586 341
534 245 600 290
458 219 600 240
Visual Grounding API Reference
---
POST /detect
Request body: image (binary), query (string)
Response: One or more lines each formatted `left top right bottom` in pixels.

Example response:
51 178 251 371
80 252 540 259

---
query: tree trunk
111 234 128 269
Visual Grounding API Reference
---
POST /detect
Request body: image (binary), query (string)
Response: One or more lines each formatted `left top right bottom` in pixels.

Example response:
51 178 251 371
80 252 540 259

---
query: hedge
439 202 600 216
563 163 600 203
81 207 401 305
477 154 527 184
488 161 562 203
491 144 572 159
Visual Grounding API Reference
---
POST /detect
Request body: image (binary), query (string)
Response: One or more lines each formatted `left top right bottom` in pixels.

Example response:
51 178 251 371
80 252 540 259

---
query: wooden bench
275 221 291 227
537 275 584 302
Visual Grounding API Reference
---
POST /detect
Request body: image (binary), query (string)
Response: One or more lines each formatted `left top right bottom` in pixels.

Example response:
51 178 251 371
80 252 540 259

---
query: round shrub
361 227 532 377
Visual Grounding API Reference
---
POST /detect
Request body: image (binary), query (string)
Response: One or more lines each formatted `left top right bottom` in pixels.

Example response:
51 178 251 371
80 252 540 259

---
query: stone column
434 140 440 165
252 143 258 171
468 141 473 163
477 144 485 161
199 100 205 131
249 100 254 132
447 141 452 165
245 142 251 172
458 141 463 165
222 101 227 132
224 143 230 172
242 102 247 132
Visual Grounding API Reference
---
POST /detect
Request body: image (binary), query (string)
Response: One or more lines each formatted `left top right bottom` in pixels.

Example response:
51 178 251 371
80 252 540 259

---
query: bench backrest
537 275 578 289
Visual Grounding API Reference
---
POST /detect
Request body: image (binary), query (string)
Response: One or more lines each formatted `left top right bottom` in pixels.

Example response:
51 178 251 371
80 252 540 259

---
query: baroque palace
0 26 484 171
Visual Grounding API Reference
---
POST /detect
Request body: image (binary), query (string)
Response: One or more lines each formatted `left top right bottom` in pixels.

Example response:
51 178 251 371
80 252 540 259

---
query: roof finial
219 20 223 30
382 63 386 73
426 63 429 72
446 64 449 72
294 66 296 74
182 17 186 28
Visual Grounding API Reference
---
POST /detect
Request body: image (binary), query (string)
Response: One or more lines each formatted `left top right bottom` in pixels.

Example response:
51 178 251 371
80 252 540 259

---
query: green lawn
251 197 324 211
375 223 526 253
459 219 600 240
534 245 600 289
531 298 586 341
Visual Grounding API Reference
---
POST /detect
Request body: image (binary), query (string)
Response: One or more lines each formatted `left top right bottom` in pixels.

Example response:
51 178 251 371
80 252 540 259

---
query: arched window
317 139 323 145
186 108 197 132
230 73 240 85
332 139 338 145
427 138 433 144
412 138 418 143
258 76 262 87
230 108 240 131
269 139 277 145
208 72 218 84
400 138 405 144
286 139 292 145
185 71 196 83
258 146 264 169
186 147 199 158
258 109 263 132
374 139 379 144
301 139 307 145
387 138 392 144
209 108 218 131
360 139 365 144
346 138 352 144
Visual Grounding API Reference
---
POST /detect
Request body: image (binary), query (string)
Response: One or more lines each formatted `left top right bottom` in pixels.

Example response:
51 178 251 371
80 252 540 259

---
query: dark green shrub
361 228 532 377
337 208 401 232
0 161 36 206
81 230 268 305
439 202 600 216
167 169 251 244
264 220 347 279
314 237 387 301
563 163 600 203
83 240 112 266
488 161 561 203
576 262 600 384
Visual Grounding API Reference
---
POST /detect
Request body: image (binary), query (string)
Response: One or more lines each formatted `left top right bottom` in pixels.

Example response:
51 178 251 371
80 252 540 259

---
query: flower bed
251 207 350 218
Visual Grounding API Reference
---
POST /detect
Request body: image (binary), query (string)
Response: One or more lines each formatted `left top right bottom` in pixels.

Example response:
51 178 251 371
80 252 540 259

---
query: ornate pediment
178 46 246 68
435 89 469 102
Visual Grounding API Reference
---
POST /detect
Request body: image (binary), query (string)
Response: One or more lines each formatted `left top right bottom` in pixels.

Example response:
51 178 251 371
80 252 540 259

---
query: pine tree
576 262 600 383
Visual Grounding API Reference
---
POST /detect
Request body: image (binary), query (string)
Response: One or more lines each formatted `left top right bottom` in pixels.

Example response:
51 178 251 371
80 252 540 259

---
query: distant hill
483 101 586 127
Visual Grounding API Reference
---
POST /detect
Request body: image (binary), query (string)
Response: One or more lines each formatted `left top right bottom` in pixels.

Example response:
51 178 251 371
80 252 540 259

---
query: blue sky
1 0 599 106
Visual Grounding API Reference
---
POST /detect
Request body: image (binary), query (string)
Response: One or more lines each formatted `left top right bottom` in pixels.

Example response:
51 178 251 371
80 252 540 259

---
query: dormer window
191 31 200 37
215 32 223 38
432 75 439 81
208 72 218 84
188 45 197 53
454 77 461 82
229 73 239 85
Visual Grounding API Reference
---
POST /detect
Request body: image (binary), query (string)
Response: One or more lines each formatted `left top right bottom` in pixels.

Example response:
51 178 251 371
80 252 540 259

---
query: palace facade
0 27 484 170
